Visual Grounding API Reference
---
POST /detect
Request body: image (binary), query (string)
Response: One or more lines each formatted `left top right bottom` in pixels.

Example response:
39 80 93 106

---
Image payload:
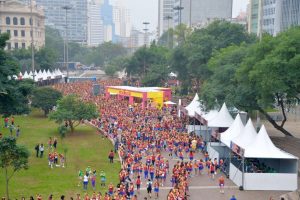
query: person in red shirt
219 175 225 193
108 150 114 163
136 175 141 194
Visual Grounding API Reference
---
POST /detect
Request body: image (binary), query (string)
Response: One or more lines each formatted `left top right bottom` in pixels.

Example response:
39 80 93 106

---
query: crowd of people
1 79 233 199
53 79 227 199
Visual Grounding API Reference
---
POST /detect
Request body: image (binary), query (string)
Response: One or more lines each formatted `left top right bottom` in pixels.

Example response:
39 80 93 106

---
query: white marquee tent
229 125 298 191
220 114 245 148
231 119 257 149
185 93 204 117
208 103 234 128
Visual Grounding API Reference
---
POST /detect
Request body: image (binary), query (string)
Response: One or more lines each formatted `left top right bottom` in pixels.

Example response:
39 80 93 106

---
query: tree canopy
0 137 29 199
49 95 99 133
201 27 300 136
0 33 35 116
31 87 62 116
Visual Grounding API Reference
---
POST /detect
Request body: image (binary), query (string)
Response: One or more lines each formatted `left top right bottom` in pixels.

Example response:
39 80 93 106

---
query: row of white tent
18 69 65 82
183 94 298 191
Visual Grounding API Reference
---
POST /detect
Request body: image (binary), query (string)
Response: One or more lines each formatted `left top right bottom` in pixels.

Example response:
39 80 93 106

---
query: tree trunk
44 109 49 117
258 107 293 137
69 120 74 133
5 167 9 200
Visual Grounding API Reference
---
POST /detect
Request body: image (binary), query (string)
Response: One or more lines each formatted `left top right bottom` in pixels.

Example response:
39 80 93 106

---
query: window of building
15 43 18 49
22 43 26 49
13 17 18 25
29 18 33 26
21 30 25 37
14 30 18 37
6 17 10 25
7 30 11 36
30 30 33 37
20 17 25 25
7 43 11 50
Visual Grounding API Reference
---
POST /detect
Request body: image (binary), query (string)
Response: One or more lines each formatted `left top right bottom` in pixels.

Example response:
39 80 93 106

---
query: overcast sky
113 0 249 32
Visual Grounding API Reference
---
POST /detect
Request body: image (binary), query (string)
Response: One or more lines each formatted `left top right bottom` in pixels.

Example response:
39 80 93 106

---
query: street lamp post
142 22 150 78
30 0 35 81
173 0 184 26
62 5 72 83
164 15 173 48
189 0 192 28
143 22 150 46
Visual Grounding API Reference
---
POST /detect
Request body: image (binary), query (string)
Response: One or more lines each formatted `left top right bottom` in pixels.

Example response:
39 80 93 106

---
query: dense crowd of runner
54 79 225 199
2 79 229 200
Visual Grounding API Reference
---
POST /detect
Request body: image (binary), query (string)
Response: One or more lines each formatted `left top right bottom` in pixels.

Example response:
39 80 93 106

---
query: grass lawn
0 110 120 199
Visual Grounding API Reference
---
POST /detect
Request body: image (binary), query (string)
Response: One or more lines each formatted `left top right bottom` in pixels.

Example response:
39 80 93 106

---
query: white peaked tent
220 114 245 147
208 103 234 127
203 110 218 122
229 125 298 191
244 125 296 159
185 93 204 117
232 119 257 148
23 71 30 79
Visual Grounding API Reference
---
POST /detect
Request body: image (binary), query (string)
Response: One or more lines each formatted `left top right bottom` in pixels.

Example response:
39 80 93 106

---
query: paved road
130 150 287 200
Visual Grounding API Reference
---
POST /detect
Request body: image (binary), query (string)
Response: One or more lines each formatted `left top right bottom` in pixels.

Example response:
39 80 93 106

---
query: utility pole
62 5 72 82
173 0 184 26
30 0 35 81
259 0 264 41
189 0 192 28
143 22 150 46
164 15 173 48
142 22 150 78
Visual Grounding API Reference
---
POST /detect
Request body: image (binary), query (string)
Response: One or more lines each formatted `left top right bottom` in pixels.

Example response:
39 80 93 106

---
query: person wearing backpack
146 179 152 198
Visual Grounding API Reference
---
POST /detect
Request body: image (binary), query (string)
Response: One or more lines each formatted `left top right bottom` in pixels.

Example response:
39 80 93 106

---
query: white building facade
0 0 45 50
158 0 175 37
87 0 103 46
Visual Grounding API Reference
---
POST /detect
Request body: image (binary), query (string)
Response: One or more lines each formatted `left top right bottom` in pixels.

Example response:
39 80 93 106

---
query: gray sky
114 0 249 32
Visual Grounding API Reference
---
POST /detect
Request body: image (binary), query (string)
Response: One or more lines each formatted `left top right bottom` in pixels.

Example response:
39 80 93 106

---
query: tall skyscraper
173 0 233 27
248 0 300 36
87 0 103 46
21 0 88 43
158 0 175 37
101 0 115 42
113 4 131 38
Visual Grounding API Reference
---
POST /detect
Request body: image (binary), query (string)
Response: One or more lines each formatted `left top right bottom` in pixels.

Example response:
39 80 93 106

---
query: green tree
31 87 62 116
0 137 30 200
126 43 169 81
49 95 99 133
0 33 35 116
170 20 256 93
201 27 300 137
201 44 249 108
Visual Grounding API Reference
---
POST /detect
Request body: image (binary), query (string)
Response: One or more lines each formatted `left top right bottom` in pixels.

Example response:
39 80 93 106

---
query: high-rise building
87 0 103 46
173 0 233 27
20 0 88 43
0 0 45 50
248 0 300 36
101 0 115 42
158 0 175 37
113 4 131 38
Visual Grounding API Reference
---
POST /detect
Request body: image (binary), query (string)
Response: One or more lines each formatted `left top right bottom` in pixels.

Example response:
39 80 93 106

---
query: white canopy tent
203 110 218 122
220 114 245 148
229 125 298 191
208 103 234 128
231 119 257 149
244 125 296 159
185 93 204 117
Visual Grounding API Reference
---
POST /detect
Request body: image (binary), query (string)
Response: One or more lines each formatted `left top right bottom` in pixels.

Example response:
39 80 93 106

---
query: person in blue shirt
230 195 237 200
